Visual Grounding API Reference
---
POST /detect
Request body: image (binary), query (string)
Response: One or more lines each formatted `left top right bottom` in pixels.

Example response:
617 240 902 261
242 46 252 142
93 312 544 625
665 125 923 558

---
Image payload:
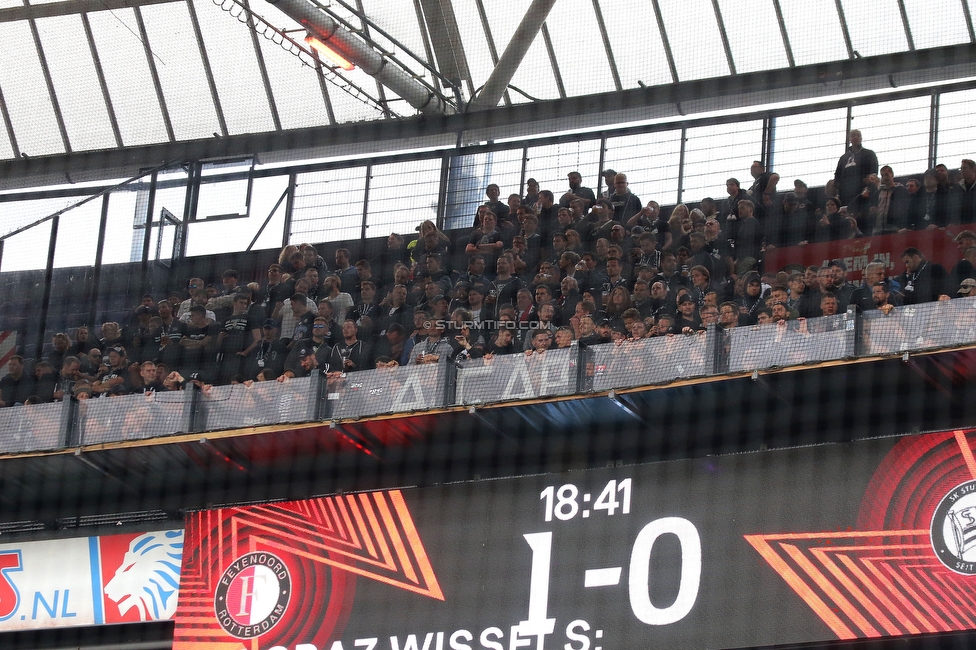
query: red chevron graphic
746 530 976 640
174 489 442 649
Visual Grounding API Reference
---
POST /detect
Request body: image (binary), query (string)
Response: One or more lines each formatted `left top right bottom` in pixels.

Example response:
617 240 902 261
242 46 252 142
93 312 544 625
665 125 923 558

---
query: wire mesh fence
201 376 318 432
726 313 856 373
78 391 191 445
862 297 976 356
328 363 447 419
456 346 578 406
0 400 65 453
2 298 976 454
589 333 713 392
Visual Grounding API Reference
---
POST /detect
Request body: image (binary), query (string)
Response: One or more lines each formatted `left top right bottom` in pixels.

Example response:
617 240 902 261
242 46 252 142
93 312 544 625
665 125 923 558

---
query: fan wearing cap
673 294 701 334
957 278 976 299
947 238 976 291
92 346 130 395
280 316 335 380
249 320 288 381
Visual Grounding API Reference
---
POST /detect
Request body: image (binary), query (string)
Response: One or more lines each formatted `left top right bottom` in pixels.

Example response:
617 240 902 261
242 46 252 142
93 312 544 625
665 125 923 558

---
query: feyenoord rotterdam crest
213 552 291 638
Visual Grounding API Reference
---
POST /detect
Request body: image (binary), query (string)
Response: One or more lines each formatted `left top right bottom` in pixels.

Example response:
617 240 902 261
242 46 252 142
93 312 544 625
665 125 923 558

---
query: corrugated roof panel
545 0 616 96
87 8 169 146
658 0 729 81
902 0 970 50
35 14 117 151
839 0 908 57
779 0 849 66
191 0 275 135
717 0 789 73
601 0 673 87
140 1 221 140
0 21 64 156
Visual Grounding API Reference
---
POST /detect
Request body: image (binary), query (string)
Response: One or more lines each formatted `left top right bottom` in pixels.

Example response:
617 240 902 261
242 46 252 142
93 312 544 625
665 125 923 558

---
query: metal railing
2 297 974 456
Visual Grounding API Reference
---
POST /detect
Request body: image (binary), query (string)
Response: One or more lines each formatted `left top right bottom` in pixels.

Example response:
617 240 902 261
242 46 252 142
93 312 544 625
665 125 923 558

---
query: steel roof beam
0 0 179 23
467 0 558 111
266 0 451 114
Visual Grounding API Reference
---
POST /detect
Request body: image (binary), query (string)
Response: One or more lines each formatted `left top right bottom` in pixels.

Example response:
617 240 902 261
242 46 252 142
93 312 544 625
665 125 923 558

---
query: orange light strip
859 558 935 634
359 492 398 570
900 564 969 630
878 561 953 633
783 543 881 637
955 429 976 480
744 535 856 639
346 494 379 559
389 489 445 601
373 491 420 585
835 552 919 635
305 35 355 70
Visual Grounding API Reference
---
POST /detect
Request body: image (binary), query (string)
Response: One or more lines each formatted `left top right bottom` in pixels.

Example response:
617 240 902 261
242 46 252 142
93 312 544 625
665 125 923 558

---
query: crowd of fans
3 129 976 408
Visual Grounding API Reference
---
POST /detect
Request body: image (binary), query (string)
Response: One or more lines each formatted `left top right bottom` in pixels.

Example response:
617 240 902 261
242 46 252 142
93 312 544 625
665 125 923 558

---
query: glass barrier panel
590 334 712 392
202 376 316 432
0 401 64 453
456 346 577 405
862 297 976 356
727 314 854 373
79 391 191 444
329 363 447 420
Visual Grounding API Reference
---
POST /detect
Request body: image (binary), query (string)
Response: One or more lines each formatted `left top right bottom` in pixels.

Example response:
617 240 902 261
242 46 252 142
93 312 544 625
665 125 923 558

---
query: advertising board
0 530 183 631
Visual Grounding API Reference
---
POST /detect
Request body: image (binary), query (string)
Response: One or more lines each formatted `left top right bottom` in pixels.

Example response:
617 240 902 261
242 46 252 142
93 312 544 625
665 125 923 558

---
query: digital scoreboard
173 429 976 650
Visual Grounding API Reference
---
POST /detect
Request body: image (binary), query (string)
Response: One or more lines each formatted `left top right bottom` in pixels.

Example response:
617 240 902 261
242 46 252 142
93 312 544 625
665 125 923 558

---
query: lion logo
104 530 184 621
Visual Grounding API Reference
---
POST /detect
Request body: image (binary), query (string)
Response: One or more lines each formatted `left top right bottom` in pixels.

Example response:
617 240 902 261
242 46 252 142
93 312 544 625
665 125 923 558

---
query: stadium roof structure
0 0 975 188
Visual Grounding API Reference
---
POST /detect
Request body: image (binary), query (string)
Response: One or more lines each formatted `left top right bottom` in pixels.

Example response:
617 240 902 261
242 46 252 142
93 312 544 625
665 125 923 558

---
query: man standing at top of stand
834 129 878 207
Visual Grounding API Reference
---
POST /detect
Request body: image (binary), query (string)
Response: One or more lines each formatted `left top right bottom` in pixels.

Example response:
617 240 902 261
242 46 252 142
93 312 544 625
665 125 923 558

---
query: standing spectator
47 333 71 370
0 356 33 407
334 248 360 294
216 294 261 384
733 199 762 275
607 174 643 224
834 129 879 206
748 160 780 208
68 326 94 357
559 171 596 211
908 169 949 229
872 165 909 234
329 320 370 373
180 306 216 381
321 274 354 322
950 159 976 224
285 293 317 346
898 247 948 304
